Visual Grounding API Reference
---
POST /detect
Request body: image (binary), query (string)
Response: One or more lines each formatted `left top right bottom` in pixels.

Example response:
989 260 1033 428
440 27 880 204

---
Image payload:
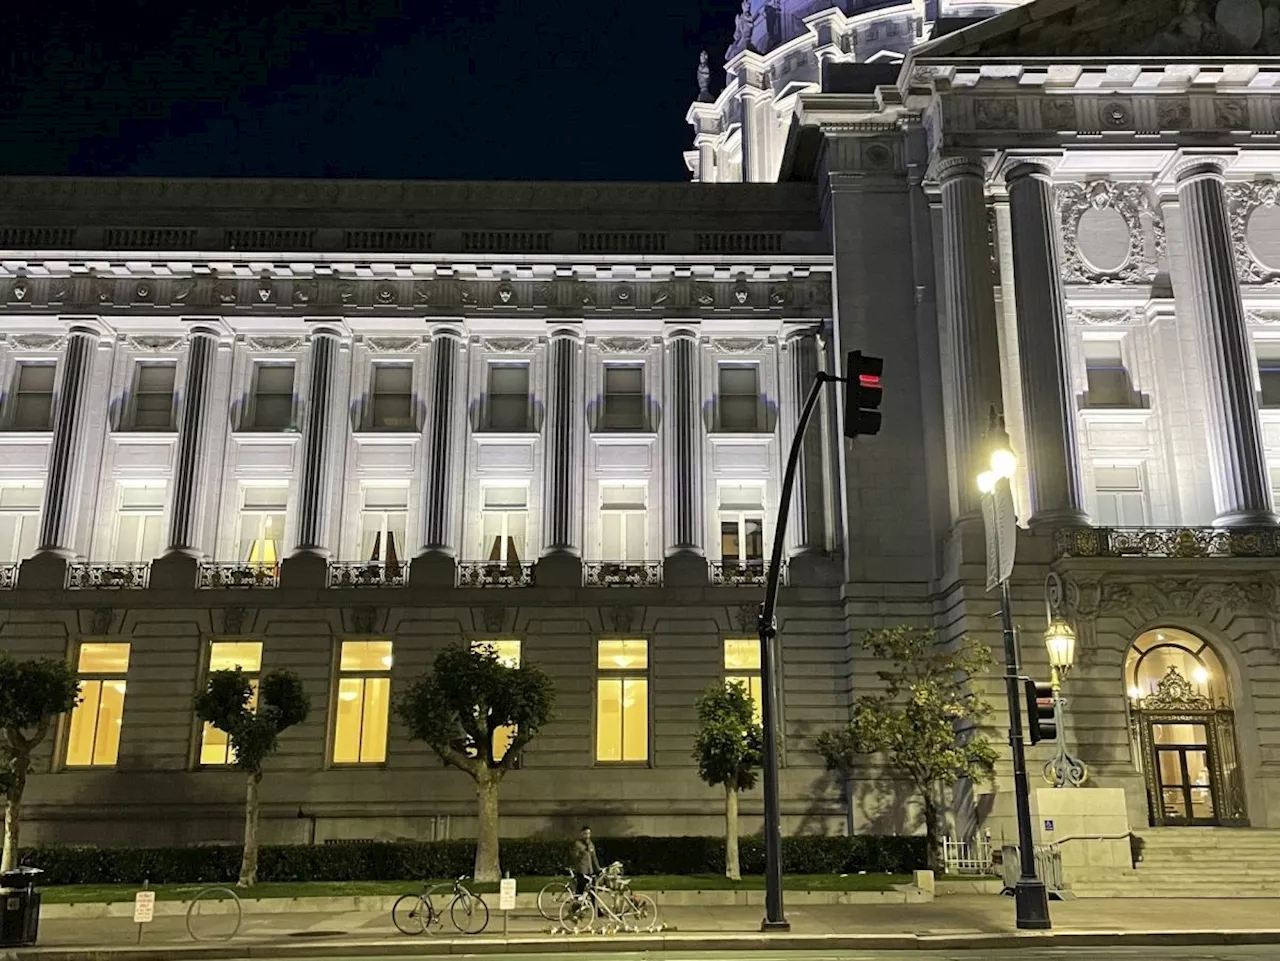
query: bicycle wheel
626 893 658 930
538 880 573 921
559 894 595 933
451 892 490 934
392 894 432 935
185 886 242 942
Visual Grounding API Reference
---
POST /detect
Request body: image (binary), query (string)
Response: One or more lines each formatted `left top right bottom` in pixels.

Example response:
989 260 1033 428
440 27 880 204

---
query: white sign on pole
133 890 156 924
983 481 1018 591
498 877 517 912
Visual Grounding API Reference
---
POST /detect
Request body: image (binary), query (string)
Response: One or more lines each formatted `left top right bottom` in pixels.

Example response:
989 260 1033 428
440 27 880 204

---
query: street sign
133 890 156 924
1043 819 1055 832
498 877 516 912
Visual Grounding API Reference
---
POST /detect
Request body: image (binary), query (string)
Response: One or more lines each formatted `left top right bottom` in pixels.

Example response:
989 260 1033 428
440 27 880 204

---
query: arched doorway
1125 629 1247 827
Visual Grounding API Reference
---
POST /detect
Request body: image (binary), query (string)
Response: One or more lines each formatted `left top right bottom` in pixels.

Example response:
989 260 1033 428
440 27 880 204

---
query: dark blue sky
0 0 738 181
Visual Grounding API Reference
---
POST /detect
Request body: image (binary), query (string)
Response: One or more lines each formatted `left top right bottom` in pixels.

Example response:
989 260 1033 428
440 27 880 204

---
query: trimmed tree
816 626 996 870
693 680 763 881
194 668 310 887
0 655 80 872
395 642 555 883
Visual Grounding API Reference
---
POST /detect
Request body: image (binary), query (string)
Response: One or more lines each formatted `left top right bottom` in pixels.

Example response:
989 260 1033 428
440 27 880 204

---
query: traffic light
1024 680 1057 745
844 350 884 438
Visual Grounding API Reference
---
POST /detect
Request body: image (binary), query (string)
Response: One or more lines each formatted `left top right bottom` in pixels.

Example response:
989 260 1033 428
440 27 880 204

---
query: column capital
1002 159 1057 187
548 325 584 342
1173 153 1234 186
427 324 466 343
936 153 988 185
664 326 700 343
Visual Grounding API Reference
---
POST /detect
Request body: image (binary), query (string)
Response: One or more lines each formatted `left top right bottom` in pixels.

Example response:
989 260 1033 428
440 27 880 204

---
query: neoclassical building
3 0 1280 877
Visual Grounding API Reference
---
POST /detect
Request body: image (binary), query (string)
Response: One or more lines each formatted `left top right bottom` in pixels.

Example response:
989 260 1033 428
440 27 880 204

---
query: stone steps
1067 828 1280 897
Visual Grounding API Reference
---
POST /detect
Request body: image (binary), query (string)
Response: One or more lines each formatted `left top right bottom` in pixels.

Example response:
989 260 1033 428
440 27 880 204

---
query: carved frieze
6 333 68 351
1096 576 1276 618
1065 306 1142 326
597 336 651 354
710 337 769 354
365 336 421 353
245 336 304 352
484 337 538 353
127 335 185 352
1227 180 1280 284
1057 180 1164 285
973 98 1019 130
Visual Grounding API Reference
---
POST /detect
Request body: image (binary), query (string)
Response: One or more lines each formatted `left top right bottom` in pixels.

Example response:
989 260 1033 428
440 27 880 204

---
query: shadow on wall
852 777 920 838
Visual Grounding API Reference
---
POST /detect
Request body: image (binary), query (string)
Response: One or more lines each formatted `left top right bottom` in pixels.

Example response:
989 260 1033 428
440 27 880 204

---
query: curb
7 929 1280 960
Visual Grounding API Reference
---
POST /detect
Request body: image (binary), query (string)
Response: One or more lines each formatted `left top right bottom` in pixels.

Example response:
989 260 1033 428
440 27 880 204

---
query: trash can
0 867 43 947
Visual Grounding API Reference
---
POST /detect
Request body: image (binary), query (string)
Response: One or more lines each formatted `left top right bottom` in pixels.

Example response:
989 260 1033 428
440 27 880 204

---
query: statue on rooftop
729 0 754 56
696 50 713 101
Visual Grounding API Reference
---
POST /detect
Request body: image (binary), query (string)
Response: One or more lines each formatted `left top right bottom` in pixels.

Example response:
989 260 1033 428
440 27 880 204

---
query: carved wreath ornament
1056 181 1165 285
1226 180 1280 284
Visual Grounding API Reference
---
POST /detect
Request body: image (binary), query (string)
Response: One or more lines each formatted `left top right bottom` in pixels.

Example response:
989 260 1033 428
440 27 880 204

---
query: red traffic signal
844 350 884 438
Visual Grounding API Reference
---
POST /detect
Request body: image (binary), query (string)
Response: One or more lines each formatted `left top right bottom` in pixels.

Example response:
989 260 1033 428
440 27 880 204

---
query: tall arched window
1125 628 1227 707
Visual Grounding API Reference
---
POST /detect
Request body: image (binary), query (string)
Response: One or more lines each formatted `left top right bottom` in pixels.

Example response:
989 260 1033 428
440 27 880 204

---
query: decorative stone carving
577 281 596 307
605 605 636 634
1100 101 1132 129
1097 576 1276 618
1057 180 1163 285
461 285 477 306
1065 306 1141 326
533 282 554 306
711 337 768 353
481 604 505 632
973 98 1019 129
1039 97 1078 130
1216 98 1249 128
293 280 317 304
133 282 153 302
598 336 649 354
245 336 304 352
11 278 28 301
415 281 433 305
651 284 670 306
339 282 355 304
863 142 893 169
88 608 114 635
257 277 274 303
1227 180 1280 282
769 282 792 306
8 333 67 351
366 337 420 353
1063 574 1101 664
484 337 538 353
1246 310 1280 325
376 283 397 304
351 606 377 635
216 280 237 305
615 283 633 304
733 603 757 633
223 606 248 635
496 282 515 304
693 282 715 307
1142 666 1213 710
127 335 185 352
1157 99 1192 130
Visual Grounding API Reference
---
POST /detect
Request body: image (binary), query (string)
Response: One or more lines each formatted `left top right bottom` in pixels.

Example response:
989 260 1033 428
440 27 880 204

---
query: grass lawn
39 873 913 905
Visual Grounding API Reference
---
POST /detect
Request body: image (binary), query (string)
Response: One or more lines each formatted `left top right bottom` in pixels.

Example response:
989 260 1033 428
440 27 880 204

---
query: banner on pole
983 482 1017 591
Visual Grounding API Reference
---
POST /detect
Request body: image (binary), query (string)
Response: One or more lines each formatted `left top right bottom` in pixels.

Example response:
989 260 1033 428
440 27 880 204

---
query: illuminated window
9 363 55 431
1094 465 1147 528
480 486 527 564
360 486 407 564
111 483 167 563
717 365 760 431
1082 339 1136 408
248 363 295 430
333 641 392 764
370 364 415 430
0 484 42 563
199 641 264 766
595 639 649 763
602 366 645 430
65 643 130 767
600 483 647 562
719 484 765 566
238 486 287 567
1257 340 1280 409
485 364 530 431
129 362 177 430
724 638 763 723
471 640 522 762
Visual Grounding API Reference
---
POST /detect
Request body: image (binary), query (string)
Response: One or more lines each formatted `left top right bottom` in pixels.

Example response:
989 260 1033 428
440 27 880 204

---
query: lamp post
977 407 1051 931
1042 573 1088 788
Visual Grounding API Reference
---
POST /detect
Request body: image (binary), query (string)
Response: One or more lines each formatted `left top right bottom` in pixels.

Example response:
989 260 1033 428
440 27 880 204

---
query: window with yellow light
199 641 264 766
332 640 392 764
471 640 521 762
724 638 763 723
238 485 287 568
595 639 649 763
65 642 131 767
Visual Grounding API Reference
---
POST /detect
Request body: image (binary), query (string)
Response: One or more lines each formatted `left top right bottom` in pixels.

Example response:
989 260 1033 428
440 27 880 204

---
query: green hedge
20 835 925 886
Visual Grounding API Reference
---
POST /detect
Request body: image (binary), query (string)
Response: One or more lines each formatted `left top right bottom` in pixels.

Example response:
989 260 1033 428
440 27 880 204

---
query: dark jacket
572 838 601 876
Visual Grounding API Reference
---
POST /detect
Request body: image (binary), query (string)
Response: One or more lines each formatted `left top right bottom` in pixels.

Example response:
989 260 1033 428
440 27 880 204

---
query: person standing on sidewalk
572 825 602 895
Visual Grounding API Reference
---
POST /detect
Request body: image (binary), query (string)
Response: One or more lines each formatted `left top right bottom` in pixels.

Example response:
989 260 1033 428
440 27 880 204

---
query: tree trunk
724 785 741 881
473 770 502 883
922 790 940 873
1 764 25 874
239 771 263 887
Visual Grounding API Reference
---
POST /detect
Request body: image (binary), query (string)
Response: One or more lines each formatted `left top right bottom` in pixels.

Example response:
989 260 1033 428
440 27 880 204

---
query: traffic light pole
756 368 834 932
998 567 1052 930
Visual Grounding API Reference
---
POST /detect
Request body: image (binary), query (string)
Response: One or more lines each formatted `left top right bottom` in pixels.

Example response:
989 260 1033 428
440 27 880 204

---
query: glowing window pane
209 642 263 673
597 639 647 671
332 678 365 764
621 678 648 762
340 640 394 672
724 639 761 671
77 642 131 674
596 678 622 762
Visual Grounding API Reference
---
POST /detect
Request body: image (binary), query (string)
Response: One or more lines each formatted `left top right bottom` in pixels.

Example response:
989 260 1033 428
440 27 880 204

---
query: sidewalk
7 896 1280 959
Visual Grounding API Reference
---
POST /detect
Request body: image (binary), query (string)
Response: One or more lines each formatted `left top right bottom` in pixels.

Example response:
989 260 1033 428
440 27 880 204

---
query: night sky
0 0 740 182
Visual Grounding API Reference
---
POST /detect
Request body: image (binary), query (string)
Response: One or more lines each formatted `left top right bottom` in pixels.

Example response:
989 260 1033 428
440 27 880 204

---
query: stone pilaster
938 155 1003 520
535 328 584 587
1175 159 1277 526
1004 161 1088 528
412 328 465 586
663 328 706 585
782 329 825 553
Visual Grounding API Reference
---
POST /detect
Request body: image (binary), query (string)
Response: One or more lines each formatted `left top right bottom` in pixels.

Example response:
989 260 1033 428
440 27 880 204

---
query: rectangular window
370 364 415 430
359 486 408 563
719 484 765 565
249 363 295 430
486 364 530 431
0 484 42 563
1270 466 1280 509
199 641 264 766
129 362 177 430
602 365 645 430
480 485 528 563
724 638 763 723
1094 465 1147 527
9 363 55 431
600 483 647 562
471 640 522 763
238 486 288 567
595 639 649 763
1257 341 1280 409
65 642 130 768
112 483 167 563
1083 339 1135 407
333 641 392 764
718 365 760 431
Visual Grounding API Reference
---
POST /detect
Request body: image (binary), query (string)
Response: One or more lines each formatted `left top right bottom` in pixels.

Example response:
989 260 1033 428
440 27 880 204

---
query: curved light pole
1043 573 1088 789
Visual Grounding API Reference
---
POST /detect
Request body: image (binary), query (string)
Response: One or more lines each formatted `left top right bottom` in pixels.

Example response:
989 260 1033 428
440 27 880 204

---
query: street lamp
1042 573 1088 789
977 407 1051 931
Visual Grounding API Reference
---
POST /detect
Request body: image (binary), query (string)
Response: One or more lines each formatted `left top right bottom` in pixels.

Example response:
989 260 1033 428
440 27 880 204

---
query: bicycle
392 875 490 936
537 868 575 922
557 862 658 935
184 885 242 942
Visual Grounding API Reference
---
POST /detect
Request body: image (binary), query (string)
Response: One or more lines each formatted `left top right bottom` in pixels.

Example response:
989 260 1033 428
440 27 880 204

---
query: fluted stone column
1176 159 1278 526
151 326 220 589
696 136 717 184
535 329 584 586
938 155 1004 520
782 329 827 562
19 327 98 588
413 329 465 586
281 328 340 586
1004 162 1088 527
663 328 706 585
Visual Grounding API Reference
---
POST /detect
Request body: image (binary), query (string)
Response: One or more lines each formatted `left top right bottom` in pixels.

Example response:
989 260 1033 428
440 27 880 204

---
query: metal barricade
942 833 994 874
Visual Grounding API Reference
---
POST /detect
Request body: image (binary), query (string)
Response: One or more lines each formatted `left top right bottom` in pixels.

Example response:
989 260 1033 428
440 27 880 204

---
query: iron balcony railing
1056 526 1280 559
457 561 535 588
710 560 786 586
197 562 280 589
584 561 662 587
327 560 409 587
66 562 150 590
0 563 18 589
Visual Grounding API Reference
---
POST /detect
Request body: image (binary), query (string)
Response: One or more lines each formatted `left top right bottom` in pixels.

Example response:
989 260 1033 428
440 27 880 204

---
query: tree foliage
193 668 310 775
816 626 996 867
693 681 763 792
